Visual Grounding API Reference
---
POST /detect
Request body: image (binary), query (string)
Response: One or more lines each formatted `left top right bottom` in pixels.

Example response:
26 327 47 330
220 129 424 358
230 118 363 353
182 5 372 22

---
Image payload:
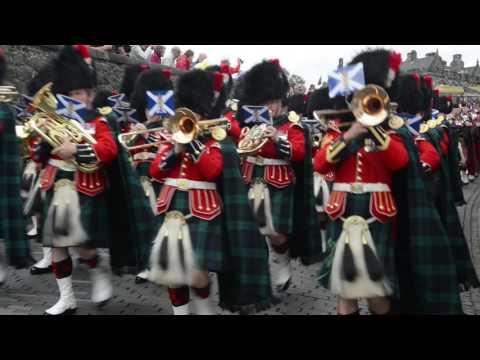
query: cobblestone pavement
2 180 480 315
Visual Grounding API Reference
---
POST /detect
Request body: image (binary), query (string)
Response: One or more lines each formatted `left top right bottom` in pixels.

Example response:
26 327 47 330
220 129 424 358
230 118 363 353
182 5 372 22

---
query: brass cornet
166 107 231 144
350 85 390 127
18 83 99 173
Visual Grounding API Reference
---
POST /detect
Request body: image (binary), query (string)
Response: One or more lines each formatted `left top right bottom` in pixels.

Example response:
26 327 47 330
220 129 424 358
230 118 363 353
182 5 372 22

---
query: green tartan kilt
251 166 294 235
41 170 111 249
135 162 162 195
318 193 399 296
157 190 224 272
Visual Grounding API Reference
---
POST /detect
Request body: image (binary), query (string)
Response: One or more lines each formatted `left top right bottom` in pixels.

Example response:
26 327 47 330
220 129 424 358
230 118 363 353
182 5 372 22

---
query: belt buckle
256 157 264 166
177 179 189 191
351 183 364 194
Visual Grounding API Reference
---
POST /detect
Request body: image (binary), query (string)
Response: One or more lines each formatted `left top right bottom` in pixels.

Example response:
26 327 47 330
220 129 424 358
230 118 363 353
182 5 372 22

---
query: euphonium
166 107 231 144
20 83 99 173
351 84 390 127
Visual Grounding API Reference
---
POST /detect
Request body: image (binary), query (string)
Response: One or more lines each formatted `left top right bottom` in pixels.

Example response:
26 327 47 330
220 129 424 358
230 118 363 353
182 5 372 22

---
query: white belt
133 152 157 161
48 159 77 172
246 156 289 166
332 183 390 194
164 178 217 191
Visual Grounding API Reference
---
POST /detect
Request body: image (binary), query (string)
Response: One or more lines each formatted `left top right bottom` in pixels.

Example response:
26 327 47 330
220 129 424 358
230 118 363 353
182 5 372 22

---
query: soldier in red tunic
315 49 409 315
237 60 321 296
33 46 119 315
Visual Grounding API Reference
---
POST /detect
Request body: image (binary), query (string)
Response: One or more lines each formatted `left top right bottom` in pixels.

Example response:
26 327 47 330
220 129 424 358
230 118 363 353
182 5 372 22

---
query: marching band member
237 60 322 296
148 69 272 315
34 45 118 315
0 48 30 285
315 49 409 315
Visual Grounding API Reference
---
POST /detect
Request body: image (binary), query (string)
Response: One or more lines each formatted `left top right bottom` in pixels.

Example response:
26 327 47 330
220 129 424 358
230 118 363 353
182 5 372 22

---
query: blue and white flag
431 109 440 119
107 93 130 110
146 90 175 118
240 105 271 125
402 114 423 136
14 94 34 118
328 63 365 98
113 108 139 124
55 94 88 124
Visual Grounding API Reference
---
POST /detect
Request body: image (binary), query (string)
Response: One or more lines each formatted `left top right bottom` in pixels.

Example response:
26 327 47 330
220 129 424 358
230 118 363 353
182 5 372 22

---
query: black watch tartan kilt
156 190 224 272
251 166 295 235
317 193 399 297
41 169 111 249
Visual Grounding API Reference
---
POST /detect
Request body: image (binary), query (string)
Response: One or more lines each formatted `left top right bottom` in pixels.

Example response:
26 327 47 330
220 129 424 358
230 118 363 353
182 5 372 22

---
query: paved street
2 180 480 315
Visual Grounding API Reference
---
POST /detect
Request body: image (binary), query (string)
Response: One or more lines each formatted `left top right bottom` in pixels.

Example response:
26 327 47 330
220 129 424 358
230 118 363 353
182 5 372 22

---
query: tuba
18 83 99 173
166 107 231 144
350 85 390 127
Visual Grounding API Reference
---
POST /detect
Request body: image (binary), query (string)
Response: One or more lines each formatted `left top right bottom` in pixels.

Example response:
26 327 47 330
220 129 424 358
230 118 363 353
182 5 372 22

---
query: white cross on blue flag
14 94 34 118
114 108 139 124
107 94 130 110
55 94 88 124
240 105 271 125
328 62 365 98
402 114 423 136
146 90 175 118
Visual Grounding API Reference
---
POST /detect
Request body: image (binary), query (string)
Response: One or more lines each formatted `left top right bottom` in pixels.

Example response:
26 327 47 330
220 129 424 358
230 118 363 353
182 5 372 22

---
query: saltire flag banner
328 62 365 98
146 90 175 118
55 94 88 124
14 94 34 118
107 93 130 110
240 105 271 125
113 108 140 124
431 109 440 119
403 114 423 136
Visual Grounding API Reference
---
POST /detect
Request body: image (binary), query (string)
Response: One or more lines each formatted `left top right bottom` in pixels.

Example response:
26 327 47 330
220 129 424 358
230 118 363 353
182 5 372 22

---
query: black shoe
30 265 53 275
135 276 149 284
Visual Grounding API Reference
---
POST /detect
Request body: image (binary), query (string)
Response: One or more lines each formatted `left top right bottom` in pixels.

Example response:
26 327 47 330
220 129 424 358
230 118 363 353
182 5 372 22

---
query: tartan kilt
251 165 295 235
157 190 224 272
135 161 162 195
318 193 398 296
41 170 111 249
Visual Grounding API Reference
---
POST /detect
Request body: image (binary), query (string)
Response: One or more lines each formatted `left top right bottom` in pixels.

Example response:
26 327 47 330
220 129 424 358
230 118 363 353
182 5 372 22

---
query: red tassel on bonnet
73 44 92 65
389 52 402 73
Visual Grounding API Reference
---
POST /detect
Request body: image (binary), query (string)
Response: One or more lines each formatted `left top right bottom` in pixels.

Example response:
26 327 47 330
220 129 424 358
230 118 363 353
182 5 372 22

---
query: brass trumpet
351 85 390 127
166 107 231 144
118 127 171 151
18 83 99 173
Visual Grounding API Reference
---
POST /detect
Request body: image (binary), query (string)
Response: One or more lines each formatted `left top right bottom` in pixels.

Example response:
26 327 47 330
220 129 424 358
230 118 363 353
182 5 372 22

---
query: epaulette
427 119 437 129
98 106 113 116
388 115 405 130
420 123 430 134
0 86 19 104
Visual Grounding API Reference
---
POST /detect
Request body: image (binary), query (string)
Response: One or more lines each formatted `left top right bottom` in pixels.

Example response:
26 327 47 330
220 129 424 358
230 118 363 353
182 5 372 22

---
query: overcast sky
166 45 480 86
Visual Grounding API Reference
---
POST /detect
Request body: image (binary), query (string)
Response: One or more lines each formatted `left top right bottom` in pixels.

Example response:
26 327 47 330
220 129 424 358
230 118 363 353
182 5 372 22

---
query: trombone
118 127 171 151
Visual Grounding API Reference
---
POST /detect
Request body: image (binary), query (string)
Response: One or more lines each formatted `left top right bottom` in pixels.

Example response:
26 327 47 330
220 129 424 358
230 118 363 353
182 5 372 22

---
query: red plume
213 72 224 92
389 52 402 73
269 59 281 70
73 44 91 60
162 69 172 80
424 75 433 89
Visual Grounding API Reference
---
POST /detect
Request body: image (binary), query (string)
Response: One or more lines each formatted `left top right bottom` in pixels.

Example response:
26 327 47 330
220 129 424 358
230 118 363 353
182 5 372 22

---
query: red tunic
39 117 118 197
150 140 224 220
439 128 450 156
314 124 409 223
241 122 305 188
416 137 441 172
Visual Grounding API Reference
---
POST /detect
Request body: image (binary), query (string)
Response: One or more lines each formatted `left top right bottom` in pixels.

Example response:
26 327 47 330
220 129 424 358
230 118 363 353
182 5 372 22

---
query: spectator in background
194 53 209 70
130 45 154 62
162 46 181 67
176 49 194 71
150 46 166 64
287 83 308 116
220 58 243 75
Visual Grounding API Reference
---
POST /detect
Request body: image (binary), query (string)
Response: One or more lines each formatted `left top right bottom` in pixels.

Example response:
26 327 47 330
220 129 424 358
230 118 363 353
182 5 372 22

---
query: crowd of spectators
89 45 243 75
